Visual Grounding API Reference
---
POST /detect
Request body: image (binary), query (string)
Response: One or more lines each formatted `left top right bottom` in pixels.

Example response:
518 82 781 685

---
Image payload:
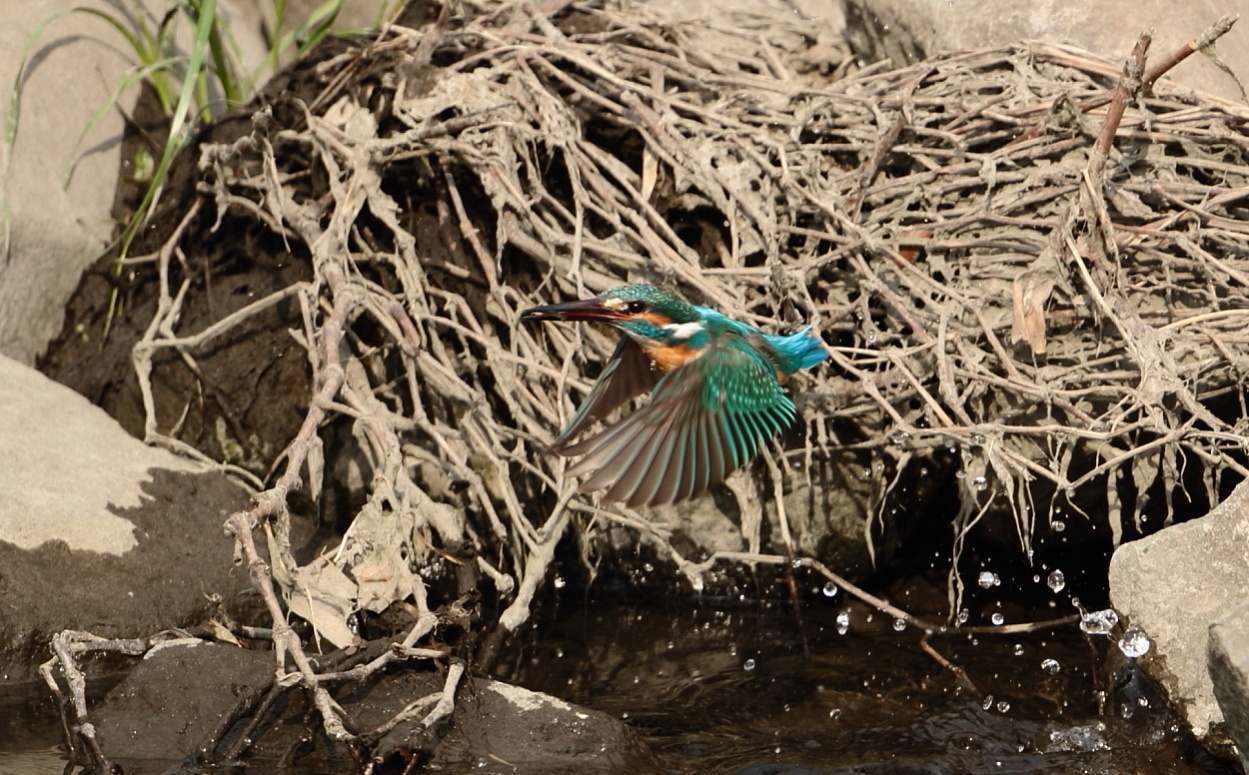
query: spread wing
550 337 660 453
558 337 796 507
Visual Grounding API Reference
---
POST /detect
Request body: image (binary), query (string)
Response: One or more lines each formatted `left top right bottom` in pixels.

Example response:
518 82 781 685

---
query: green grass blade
73 7 148 61
263 0 288 79
118 0 218 259
276 0 344 57
206 16 242 107
61 57 183 190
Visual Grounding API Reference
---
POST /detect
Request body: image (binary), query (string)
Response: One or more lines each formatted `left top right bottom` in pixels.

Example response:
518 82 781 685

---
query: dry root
117 0 1249 743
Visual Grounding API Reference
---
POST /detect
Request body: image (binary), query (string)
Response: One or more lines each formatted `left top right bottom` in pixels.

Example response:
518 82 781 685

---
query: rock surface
93 639 276 760
91 638 656 772
0 355 203 553
0 355 253 681
844 0 1249 102
0 0 267 365
1208 602 1249 772
1108 478 1249 742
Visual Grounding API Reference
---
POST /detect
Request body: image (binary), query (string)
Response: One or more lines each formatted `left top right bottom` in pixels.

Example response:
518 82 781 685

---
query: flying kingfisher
521 284 827 507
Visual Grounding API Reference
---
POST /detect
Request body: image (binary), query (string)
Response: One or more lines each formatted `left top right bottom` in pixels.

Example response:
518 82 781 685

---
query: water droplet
970 432 986 446
836 610 851 634
691 577 704 593
1048 721 1110 752
1013 643 1025 656
743 658 757 672
729 642 738 656
829 708 841 719
890 429 911 446
553 575 566 589
978 571 1000 589
1041 658 1060 674
991 612 1005 625
972 475 988 492
1052 520 1066 533
996 700 1011 713
982 694 994 710
1118 624 1151 658
893 618 907 632
1065 487 1077 499
1079 607 1119 636
643 562 654 572
1047 570 1066 592
955 470 967 480
822 581 839 597
956 609 970 625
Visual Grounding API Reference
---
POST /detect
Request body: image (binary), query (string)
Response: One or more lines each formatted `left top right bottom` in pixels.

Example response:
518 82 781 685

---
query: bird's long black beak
520 297 627 324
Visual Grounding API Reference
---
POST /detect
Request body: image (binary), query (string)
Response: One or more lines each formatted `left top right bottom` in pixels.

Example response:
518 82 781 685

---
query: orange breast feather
641 341 700 373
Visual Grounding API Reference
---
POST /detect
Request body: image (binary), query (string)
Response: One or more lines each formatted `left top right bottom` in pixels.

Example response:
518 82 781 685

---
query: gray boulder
1109 478 1249 746
844 0 1249 102
0 355 252 680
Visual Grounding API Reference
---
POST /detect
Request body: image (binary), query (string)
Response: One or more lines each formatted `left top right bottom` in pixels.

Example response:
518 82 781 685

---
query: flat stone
93 640 276 761
91 639 657 772
0 0 266 364
1108 478 1249 741
0 355 253 681
1209 601 1249 771
844 0 1249 103
0 354 203 554
431 679 656 772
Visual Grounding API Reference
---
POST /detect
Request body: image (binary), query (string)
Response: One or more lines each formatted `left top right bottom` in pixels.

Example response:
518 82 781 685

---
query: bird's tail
764 327 828 373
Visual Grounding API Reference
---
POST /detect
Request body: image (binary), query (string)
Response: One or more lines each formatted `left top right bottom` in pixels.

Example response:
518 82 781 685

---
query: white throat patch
662 321 704 341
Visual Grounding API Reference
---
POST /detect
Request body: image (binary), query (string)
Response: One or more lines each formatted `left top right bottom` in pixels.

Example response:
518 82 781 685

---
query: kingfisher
521 284 827 508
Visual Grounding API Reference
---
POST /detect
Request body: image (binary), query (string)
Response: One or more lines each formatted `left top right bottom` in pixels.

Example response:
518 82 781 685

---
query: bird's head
521 284 705 346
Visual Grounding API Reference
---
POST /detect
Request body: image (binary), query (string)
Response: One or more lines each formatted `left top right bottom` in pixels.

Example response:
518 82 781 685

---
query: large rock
91 638 656 771
1208 602 1249 773
843 0 1249 102
0 0 266 365
1108 478 1249 742
0 355 252 681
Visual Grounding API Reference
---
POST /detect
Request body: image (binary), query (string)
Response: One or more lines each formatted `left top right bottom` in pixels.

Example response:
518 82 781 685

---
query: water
0 688 65 775
494 597 1223 774
0 596 1229 774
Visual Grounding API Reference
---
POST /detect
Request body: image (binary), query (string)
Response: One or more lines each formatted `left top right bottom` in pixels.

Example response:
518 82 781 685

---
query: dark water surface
0 593 1233 775
493 593 1227 775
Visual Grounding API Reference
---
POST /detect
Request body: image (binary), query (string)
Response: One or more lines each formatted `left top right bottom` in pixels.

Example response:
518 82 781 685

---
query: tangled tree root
94 0 1249 755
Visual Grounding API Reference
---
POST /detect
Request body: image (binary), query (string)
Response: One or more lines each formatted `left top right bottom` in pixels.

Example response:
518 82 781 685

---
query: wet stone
88 639 657 772
93 640 274 762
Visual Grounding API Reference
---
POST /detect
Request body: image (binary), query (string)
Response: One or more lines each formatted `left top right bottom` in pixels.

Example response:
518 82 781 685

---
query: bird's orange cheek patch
638 311 671 328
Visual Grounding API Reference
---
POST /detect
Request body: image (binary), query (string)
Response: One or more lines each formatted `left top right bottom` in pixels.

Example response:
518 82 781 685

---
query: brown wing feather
551 337 660 453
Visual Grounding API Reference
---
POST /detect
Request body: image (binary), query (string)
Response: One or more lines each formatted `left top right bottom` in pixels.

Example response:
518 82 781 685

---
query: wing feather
558 334 799 507
552 337 660 454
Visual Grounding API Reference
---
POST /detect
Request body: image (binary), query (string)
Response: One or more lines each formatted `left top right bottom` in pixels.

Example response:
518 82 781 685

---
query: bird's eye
625 300 647 314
